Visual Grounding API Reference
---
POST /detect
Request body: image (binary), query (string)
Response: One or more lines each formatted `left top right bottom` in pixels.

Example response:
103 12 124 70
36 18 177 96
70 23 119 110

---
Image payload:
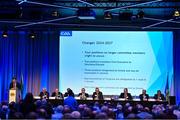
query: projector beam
77 0 95 7
142 18 174 29
105 0 162 12
23 0 78 10
144 17 180 24
15 16 77 28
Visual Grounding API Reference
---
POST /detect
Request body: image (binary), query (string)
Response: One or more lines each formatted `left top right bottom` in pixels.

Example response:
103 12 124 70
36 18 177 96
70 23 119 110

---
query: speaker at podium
9 77 22 103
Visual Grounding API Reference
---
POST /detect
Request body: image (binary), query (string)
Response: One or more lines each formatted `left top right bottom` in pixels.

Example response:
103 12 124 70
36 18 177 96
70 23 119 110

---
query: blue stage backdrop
0 30 180 104
0 31 59 101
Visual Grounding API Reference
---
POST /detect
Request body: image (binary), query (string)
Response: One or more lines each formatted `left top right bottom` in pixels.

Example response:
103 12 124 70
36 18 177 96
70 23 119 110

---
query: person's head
142 89 146 94
55 105 64 113
71 111 81 119
68 89 74 96
67 88 71 92
81 88 85 93
95 87 99 93
157 90 161 95
12 77 17 83
55 88 59 93
124 88 128 93
42 88 47 93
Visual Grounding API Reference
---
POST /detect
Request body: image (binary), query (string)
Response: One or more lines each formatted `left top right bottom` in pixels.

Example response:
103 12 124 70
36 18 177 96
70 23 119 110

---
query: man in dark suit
139 89 149 101
92 87 103 100
78 88 89 100
154 90 165 101
9 77 21 90
39 88 49 99
51 88 64 99
64 88 75 97
119 88 132 100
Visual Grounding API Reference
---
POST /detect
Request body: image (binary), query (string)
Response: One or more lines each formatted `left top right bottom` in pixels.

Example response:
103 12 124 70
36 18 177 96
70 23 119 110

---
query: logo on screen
60 31 72 36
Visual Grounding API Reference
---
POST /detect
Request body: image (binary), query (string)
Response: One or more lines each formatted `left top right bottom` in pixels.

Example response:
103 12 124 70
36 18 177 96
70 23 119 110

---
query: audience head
55 105 64 113
71 111 81 119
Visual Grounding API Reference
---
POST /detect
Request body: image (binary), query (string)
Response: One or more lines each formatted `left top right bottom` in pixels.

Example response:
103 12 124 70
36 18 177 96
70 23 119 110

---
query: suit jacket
39 91 49 99
9 82 21 90
139 94 149 101
154 94 165 100
78 93 89 99
92 92 103 100
51 92 64 99
119 93 132 100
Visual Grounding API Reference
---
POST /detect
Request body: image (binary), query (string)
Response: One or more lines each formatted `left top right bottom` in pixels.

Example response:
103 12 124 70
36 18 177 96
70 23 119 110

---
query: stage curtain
0 31 59 101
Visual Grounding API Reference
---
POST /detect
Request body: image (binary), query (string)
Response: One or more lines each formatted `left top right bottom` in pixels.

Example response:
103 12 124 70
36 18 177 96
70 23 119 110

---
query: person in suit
154 90 165 101
9 77 21 90
78 88 89 100
119 88 132 100
39 88 49 99
139 89 149 101
64 88 75 97
51 88 64 99
92 87 103 100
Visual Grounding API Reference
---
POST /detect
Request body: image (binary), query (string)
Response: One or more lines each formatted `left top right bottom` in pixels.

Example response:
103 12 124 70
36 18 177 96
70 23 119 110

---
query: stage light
52 11 59 17
29 31 35 39
174 10 180 18
104 11 112 20
137 10 144 19
2 30 8 38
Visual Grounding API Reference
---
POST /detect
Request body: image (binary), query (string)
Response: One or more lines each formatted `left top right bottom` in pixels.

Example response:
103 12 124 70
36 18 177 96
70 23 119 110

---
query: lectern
9 88 21 103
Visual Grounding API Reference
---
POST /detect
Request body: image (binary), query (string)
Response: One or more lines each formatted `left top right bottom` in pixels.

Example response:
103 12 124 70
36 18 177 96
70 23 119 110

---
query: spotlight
29 31 35 39
137 10 144 19
173 10 180 18
52 11 59 17
104 11 112 20
2 30 8 38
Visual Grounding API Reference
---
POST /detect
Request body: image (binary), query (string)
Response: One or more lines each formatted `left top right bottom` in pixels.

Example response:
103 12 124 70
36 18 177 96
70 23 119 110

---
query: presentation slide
59 31 173 96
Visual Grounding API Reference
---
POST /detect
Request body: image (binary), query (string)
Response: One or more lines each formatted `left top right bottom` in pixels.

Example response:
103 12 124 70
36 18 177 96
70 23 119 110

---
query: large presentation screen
59 31 173 96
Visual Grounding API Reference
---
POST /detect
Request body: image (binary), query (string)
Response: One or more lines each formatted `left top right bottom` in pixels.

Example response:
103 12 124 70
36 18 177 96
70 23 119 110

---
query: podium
9 88 21 103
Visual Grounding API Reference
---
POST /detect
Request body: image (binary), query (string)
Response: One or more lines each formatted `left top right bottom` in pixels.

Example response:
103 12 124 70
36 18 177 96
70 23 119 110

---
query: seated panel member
51 88 64 99
92 87 103 100
139 89 149 101
64 88 75 97
39 88 49 99
119 88 132 100
154 90 165 101
78 88 89 100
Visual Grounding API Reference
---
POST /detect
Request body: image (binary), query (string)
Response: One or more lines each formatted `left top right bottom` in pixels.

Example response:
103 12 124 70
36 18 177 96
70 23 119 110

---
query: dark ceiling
0 0 180 30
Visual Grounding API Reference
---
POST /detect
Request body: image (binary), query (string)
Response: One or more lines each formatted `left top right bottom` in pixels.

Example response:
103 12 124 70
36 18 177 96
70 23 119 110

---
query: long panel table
34 96 168 108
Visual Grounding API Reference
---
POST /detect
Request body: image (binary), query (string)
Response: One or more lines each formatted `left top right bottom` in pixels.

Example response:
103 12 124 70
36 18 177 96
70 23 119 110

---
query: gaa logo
60 31 72 36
